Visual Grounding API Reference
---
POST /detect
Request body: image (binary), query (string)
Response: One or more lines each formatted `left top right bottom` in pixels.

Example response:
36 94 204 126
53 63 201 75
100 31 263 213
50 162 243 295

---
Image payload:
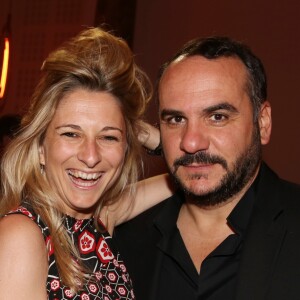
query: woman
0 28 171 299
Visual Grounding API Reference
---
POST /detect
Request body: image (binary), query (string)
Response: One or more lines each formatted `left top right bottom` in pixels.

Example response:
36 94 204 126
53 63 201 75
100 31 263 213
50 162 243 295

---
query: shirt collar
226 180 257 236
153 191 183 236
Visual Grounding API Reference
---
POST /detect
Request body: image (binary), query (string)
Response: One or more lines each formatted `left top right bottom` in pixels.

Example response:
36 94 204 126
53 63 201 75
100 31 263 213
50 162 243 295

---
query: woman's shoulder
0 212 49 298
0 212 44 244
0 202 48 249
6 202 38 220
5 203 49 234
0 213 48 275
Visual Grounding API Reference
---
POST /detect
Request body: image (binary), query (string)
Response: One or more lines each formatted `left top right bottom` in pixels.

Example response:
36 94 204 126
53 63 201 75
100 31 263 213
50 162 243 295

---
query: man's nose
180 121 210 154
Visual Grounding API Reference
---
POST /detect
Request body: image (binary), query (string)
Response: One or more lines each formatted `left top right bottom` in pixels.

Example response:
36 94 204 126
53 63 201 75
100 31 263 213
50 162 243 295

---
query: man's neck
181 166 260 231
176 169 259 272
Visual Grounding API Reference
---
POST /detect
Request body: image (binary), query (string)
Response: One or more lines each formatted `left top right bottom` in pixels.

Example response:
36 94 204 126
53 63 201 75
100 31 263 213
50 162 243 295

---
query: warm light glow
0 37 10 99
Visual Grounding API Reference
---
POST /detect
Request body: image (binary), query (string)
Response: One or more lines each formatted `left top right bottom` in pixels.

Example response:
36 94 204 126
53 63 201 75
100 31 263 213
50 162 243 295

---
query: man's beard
169 124 262 207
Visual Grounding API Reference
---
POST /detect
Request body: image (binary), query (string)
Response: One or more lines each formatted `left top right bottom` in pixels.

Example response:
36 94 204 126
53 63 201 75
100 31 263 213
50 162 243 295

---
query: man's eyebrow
160 103 238 118
160 109 183 119
203 103 238 114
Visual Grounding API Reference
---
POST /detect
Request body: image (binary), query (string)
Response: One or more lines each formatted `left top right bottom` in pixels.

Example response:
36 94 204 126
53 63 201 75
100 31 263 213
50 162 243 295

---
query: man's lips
179 163 215 174
183 163 214 168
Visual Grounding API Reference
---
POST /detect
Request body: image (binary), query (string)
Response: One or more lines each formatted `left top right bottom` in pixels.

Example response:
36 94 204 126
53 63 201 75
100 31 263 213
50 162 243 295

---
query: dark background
0 0 299 183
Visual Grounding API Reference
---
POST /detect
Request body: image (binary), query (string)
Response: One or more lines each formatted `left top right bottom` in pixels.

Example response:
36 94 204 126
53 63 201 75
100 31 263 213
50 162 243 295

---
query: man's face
159 56 271 206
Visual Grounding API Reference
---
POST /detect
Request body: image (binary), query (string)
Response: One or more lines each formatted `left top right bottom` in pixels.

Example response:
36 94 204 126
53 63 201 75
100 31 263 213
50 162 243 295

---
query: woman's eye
102 135 119 142
61 132 78 138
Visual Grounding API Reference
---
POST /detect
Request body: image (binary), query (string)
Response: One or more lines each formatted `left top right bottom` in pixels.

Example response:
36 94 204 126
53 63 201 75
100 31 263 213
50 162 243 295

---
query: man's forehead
158 55 251 114
159 56 248 93
163 55 247 77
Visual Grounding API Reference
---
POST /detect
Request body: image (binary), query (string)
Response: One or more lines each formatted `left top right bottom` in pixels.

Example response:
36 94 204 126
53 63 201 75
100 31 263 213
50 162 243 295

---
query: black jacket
115 163 300 300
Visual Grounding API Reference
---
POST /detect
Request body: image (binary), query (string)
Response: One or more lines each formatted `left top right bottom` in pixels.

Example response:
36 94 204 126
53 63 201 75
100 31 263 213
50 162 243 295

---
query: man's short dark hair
158 36 267 121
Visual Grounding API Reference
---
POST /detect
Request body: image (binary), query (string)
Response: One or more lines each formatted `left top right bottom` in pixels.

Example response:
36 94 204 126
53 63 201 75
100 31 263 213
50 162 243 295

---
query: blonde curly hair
0 27 151 291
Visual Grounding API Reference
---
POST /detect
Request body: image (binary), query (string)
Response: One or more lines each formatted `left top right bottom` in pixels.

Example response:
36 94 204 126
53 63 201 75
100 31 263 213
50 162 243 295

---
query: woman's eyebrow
102 126 124 134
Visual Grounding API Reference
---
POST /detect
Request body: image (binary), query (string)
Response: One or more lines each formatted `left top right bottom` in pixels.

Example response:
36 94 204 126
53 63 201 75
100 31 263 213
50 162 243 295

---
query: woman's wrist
144 141 162 156
138 121 162 156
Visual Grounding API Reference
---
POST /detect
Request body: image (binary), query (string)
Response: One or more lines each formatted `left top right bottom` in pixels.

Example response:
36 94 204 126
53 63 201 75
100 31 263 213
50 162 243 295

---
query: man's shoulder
259 163 300 197
279 177 300 195
258 164 300 227
278 178 300 217
268 166 300 203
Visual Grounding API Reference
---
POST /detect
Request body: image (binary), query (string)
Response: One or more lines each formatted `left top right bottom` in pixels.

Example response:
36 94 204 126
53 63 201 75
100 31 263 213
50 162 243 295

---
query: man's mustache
173 151 228 173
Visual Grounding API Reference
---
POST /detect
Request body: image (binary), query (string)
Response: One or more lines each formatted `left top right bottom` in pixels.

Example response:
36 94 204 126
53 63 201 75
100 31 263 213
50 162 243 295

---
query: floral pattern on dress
7 203 135 300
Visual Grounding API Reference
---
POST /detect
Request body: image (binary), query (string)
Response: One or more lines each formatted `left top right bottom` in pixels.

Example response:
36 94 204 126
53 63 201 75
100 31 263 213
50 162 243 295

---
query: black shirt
154 185 256 300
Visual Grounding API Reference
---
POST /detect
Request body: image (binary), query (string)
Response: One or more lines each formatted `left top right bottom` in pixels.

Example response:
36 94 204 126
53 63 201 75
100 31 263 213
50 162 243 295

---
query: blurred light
0 36 10 99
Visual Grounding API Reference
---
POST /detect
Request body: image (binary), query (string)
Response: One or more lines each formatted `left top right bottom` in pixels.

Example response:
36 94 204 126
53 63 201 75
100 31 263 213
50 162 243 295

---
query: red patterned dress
7 203 135 300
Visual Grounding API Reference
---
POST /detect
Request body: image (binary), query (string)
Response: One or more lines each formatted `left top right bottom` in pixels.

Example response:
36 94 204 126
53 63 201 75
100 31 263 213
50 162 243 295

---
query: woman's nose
77 139 102 168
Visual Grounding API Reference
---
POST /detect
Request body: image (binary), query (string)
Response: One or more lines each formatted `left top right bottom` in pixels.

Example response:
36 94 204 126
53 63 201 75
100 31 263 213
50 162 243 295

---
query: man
115 37 300 300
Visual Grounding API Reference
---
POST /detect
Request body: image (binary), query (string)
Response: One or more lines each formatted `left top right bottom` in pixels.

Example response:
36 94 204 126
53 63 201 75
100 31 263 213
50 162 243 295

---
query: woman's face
39 89 127 219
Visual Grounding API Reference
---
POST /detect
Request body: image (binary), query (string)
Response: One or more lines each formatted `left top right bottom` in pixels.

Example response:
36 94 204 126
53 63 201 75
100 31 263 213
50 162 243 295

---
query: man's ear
259 101 272 145
39 146 45 165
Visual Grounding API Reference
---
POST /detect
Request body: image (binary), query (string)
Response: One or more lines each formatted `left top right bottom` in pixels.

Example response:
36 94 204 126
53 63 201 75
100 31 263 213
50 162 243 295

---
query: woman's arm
0 214 48 299
128 173 173 217
124 122 173 220
103 173 174 234
101 121 174 234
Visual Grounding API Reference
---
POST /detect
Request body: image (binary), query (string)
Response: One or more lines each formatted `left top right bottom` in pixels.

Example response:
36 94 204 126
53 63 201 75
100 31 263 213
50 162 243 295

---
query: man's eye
210 114 227 122
167 116 185 124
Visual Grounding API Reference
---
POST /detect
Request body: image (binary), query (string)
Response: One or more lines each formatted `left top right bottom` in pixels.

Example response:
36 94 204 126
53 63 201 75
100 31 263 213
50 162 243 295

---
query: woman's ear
259 101 272 145
39 146 45 165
